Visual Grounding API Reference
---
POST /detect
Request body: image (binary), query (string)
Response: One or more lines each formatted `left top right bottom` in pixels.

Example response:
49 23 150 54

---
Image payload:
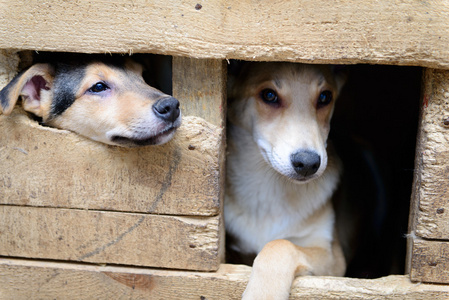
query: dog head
0 55 181 147
228 62 346 182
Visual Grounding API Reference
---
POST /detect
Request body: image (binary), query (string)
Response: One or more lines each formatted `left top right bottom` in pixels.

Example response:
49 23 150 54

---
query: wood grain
406 68 449 284
0 110 222 216
0 206 221 271
2 259 449 299
173 57 226 127
0 1 448 68
0 50 19 87
410 239 449 284
172 57 227 262
410 69 449 240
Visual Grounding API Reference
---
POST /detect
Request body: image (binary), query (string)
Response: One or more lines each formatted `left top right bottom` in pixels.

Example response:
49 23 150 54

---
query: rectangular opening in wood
332 65 422 278
225 61 422 280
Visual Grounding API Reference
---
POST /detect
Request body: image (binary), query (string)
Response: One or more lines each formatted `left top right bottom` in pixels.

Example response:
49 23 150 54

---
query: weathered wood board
0 50 19 87
407 68 449 284
0 110 221 216
173 57 226 128
410 239 449 284
0 206 221 271
0 1 448 69
1 259 449 300
410 69 449 240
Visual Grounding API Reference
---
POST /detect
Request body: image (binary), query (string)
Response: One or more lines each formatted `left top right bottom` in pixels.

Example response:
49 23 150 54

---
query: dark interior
331 64 421 278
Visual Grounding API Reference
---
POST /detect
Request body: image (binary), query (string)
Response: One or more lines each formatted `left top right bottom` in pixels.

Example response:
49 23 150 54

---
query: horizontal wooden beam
0 110 222 216
1 259 449 299
0 1 448 68
0 206 221 271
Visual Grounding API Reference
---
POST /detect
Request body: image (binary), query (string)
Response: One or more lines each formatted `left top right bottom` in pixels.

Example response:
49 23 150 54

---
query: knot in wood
443 117 449 127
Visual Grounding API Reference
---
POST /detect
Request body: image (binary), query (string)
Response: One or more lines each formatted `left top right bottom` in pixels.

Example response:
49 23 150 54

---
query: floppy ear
0 63 54 117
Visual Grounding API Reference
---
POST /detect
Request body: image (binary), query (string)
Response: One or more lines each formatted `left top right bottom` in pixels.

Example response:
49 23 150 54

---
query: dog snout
153 97 180 122
291 150 321 177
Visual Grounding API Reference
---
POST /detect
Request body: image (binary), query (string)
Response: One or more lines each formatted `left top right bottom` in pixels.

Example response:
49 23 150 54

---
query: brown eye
317 90 332 108
260 88 279 104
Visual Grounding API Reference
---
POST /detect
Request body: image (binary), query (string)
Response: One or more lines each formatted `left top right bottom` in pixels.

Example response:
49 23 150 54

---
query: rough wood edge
411 69 449 240
1 1 449 69
1 259 449 299
406 68 426 274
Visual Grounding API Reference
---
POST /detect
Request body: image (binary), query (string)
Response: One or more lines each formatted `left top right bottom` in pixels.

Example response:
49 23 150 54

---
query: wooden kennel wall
1 0 449 299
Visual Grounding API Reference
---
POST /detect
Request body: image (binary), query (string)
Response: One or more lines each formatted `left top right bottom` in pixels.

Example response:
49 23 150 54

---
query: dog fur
0 54 181 147
225 62 346 299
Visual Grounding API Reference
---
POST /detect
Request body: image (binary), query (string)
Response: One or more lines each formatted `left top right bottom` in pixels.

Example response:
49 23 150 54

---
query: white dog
225 62 346 299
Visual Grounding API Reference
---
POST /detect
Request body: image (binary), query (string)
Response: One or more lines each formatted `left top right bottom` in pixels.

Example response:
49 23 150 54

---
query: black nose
153 97 180 122
291 150 321 177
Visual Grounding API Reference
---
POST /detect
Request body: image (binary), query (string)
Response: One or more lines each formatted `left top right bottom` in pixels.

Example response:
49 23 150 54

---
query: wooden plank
0 206 221 271
1 259 449 299
407 68 449 283
172 57 227 262
0 108 222 216
410 239 449 284
0 1 448 69
0 50 19 87
410 69 449 240
172 57 226 127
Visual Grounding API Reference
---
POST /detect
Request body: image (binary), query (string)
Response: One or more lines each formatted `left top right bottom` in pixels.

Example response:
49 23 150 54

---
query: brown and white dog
0 54 181 147
225 62 346 299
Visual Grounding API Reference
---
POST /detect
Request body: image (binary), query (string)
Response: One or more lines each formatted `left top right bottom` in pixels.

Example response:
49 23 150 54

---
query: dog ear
0 63 55 117
124 58 144 76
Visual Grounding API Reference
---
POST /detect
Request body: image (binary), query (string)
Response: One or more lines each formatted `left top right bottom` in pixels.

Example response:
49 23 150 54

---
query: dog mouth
111 126 178 147
287 173 320 183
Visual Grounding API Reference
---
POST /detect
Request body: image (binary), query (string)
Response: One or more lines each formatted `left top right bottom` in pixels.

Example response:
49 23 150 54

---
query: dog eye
317 90 332 108
88 82 109 93
260 88 279 104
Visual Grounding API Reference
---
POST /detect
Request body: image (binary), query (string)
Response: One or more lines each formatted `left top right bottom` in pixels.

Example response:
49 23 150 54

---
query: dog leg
242 239 343 300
